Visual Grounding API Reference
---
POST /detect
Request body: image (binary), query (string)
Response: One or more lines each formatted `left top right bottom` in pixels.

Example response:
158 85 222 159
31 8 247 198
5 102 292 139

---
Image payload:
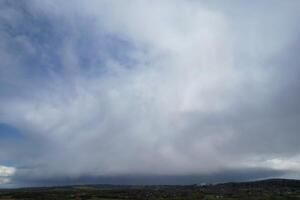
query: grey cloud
12 168 289 187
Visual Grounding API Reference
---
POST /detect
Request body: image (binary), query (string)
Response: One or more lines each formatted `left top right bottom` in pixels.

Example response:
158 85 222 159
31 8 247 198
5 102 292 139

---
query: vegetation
0 179 300 200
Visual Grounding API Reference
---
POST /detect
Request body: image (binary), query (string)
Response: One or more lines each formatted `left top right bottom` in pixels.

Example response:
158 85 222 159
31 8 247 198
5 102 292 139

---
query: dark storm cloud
0 0 300 186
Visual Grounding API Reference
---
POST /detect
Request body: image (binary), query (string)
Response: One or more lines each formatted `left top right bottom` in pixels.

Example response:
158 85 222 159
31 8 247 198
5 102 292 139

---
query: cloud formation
0 0 300 186
0 165 15 184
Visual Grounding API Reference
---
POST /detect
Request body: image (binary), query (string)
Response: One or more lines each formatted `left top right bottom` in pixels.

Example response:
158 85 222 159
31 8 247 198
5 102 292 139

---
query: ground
0 179 300 200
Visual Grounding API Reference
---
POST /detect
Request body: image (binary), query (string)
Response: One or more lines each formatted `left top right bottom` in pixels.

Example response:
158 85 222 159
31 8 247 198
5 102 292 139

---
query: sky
0 0 300 187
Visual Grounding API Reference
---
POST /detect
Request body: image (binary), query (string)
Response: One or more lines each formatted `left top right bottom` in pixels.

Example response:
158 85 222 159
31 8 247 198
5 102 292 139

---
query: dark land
1 179 300 200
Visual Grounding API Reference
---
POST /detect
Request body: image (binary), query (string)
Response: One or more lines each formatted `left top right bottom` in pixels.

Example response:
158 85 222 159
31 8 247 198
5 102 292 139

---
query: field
0 179 300 200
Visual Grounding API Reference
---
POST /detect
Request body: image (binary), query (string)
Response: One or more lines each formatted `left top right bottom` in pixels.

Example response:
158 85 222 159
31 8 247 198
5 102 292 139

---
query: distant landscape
1 179 300 200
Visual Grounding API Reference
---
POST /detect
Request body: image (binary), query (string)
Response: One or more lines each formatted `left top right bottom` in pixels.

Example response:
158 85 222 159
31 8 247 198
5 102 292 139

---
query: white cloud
244 156 300 172
0 165 16 184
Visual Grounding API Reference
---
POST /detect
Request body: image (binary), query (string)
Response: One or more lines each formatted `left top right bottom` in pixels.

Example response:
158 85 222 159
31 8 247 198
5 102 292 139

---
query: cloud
0 165 16 184
0 0 300 186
